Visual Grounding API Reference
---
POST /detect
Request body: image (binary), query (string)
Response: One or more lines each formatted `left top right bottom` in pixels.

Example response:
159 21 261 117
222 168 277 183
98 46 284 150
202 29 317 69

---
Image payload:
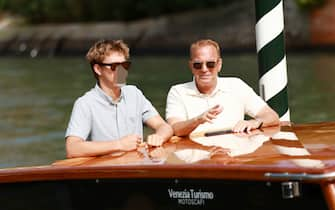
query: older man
166 39 279 136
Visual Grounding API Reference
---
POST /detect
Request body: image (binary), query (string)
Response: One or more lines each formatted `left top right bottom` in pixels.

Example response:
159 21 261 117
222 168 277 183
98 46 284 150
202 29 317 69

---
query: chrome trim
281 182 300 199
264 171 335 181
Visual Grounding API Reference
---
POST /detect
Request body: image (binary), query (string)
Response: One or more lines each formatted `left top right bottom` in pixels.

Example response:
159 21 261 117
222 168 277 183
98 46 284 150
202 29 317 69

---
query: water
0 53 335 168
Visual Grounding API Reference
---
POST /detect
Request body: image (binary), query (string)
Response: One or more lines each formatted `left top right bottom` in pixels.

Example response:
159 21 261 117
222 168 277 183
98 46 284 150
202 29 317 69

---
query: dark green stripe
257 31 285 78
255 0 282 22
267 86 288 117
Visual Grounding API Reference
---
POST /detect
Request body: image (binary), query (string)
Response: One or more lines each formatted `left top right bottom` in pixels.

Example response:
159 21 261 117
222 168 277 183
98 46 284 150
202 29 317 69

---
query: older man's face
189 45 222 93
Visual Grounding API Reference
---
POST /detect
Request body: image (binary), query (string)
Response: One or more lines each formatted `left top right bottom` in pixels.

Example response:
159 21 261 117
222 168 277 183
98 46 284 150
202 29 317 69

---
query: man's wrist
114 139 124 151
194 115 202 124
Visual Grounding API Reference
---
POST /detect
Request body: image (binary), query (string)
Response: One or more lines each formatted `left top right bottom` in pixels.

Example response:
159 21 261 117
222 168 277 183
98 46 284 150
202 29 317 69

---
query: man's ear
188 60 193 72
93 64 102 76
217 58 223 73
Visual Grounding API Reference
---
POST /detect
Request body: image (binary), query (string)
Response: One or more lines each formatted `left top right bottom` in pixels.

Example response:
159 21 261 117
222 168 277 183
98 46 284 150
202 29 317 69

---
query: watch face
116 65 128 87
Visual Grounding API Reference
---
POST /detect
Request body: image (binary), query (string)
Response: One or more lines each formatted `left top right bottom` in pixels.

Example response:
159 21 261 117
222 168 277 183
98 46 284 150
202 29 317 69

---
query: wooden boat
1 121 335 209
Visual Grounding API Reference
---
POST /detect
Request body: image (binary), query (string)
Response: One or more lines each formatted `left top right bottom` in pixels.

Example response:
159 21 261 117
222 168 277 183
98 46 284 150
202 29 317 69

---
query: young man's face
94 52 129 88
189 45 222 92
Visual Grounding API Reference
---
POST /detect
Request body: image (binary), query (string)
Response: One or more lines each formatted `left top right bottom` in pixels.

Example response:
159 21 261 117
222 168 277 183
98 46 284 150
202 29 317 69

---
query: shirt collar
94 83 124 105
187 77 228 97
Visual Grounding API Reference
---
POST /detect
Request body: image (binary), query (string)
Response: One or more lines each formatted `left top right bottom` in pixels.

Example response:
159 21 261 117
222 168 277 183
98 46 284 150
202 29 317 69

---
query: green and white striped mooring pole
255 0 290 121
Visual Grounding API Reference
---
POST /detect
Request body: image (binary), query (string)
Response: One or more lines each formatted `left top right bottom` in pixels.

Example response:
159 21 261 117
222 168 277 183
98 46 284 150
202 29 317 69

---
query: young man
65 40 173 158
166 39 279 136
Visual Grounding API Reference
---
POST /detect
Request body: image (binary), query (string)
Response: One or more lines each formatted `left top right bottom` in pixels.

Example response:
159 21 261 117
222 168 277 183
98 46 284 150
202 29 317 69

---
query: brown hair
190 39 221 59
86 40 130 79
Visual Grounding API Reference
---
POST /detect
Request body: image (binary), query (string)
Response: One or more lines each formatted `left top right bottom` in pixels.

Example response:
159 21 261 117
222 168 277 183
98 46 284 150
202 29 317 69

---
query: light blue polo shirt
65 84 158 141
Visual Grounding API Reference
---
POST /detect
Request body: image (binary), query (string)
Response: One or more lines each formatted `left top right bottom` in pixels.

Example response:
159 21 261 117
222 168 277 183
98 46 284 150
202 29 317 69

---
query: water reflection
0 53 335 167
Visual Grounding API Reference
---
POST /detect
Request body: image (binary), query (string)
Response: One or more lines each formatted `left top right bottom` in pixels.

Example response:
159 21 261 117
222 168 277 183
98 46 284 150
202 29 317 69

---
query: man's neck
99 82 121 101
196 81 217 95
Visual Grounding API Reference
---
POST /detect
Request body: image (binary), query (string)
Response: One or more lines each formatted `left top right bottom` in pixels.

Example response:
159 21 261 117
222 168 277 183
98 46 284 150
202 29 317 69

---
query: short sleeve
65 98 92 140
235 78 266 117
165 86 188 120
137 89 159 122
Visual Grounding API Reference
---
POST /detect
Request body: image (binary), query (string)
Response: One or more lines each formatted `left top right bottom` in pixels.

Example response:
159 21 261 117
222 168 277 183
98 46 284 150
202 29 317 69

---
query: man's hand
196 105 223 124
233 119 263 133
147 134 164 147
118 134 142 151
147 134 165 147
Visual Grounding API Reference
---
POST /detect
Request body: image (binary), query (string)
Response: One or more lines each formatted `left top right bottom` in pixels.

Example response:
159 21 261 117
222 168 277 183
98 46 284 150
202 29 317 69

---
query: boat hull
0 178 328 210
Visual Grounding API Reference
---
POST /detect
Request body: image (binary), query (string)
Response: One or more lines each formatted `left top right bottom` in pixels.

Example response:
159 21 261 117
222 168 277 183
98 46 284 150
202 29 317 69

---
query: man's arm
145 115 173 146
233 105 280 132
167 117 202 137
254 105 280 127
167 105 223 137
65 135 140 158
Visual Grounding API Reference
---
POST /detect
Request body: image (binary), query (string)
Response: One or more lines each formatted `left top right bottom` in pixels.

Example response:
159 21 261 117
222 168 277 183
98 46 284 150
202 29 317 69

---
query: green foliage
0 0 5 10
295 0 325 10
1 0 232 23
